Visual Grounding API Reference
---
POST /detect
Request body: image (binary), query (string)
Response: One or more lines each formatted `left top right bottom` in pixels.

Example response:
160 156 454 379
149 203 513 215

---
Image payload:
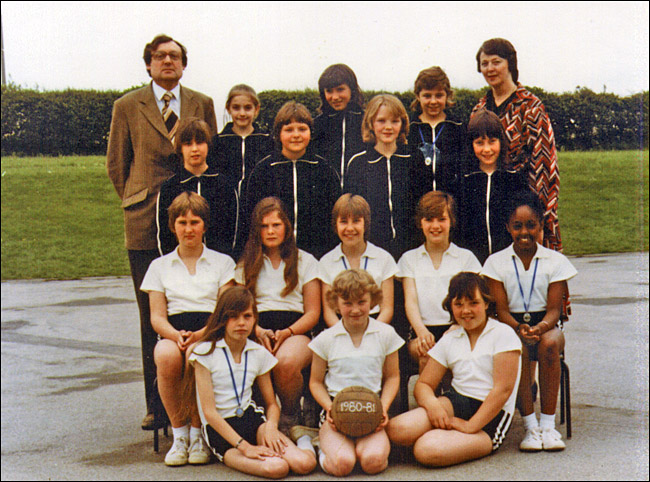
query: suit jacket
107 82 217 250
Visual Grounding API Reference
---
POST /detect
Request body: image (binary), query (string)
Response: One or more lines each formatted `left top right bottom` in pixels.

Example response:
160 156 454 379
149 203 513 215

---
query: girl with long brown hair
186 286 317 477
235 197 321 434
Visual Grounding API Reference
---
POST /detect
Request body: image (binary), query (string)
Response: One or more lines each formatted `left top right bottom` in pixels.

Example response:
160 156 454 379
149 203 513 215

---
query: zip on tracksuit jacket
208 122 273 200
344 144 417 260
455 168 528 265
244 149 341 259
313 103 365 189
407 113 469 199
156 165 239 258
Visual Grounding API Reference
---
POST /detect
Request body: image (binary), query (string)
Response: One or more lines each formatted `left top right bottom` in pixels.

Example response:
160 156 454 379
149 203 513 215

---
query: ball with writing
331 386 383 438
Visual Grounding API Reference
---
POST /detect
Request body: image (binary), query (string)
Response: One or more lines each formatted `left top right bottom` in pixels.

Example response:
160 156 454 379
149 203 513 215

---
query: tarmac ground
1 252 648 480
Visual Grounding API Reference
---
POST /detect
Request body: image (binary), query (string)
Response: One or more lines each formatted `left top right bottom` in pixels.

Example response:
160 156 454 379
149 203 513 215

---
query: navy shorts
444 387 513 451
202 402 266 462
408 324 451 344
258 311 302 332
167 311 211 332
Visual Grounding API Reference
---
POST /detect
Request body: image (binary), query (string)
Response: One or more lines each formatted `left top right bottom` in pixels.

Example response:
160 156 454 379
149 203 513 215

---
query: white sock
523 414 539 431
296 435 315 454
319 450 327 472
539 413 556 430
172 425 190 442
189 426 202 443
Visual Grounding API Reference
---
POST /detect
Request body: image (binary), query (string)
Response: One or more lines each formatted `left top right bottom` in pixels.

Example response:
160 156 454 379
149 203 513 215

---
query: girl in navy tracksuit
244 101 341 260
207 85 272 259
208 85 272 199
456 109 528 264
344 94 417 260
157 118 238 258
407 66 468 200
312 64 365 189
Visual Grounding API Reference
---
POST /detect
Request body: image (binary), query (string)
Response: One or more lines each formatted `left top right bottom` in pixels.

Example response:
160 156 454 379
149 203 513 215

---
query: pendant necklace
512 256 539 323
222 347 249 417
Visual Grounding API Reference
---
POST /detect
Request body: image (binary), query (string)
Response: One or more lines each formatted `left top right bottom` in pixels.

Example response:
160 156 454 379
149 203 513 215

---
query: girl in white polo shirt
309 269 404 476
319 193 397 327
236 197 321 433
186 286 317 478
387 272 521 466
141 192 236 467
397 191 482 372
482 191 577 452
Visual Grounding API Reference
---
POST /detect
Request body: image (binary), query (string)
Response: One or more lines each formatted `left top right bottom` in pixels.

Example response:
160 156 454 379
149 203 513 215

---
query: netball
331 386 384 438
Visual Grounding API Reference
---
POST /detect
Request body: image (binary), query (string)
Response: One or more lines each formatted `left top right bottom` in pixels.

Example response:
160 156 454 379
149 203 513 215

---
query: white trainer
519 427 543 452
164 436 189 466
542 427 566 451
188 436 211 464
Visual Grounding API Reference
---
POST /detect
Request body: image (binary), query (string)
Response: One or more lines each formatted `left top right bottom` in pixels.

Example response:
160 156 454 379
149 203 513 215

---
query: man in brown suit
107 34 217 429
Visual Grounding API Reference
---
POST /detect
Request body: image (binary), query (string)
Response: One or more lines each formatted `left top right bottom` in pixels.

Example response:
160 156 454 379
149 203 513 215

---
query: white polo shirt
189 339 277 420
481 243 577 313
429 318 522 415
397 243 482 326
319 242 397 315
235 249 319 313
308 318 404 398
140 246 235 315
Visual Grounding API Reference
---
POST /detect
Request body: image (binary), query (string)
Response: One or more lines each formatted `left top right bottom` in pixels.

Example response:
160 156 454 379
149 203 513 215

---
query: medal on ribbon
513 256 539 324
222 348 249 418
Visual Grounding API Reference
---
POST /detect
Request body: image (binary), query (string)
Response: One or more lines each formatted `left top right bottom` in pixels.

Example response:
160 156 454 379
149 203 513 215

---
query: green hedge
1 83 648 156
1 84 139 156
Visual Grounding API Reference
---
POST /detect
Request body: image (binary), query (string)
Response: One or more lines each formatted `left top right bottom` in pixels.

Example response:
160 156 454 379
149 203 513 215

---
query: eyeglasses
152 51 182 62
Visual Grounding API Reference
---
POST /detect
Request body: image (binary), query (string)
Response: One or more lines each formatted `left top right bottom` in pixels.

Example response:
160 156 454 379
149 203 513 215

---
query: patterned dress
472 84 562 252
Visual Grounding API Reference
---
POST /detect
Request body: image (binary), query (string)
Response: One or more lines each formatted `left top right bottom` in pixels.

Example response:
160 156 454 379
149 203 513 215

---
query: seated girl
387 272 521 466
319 193 397 327
141 191 236 466
186 286 317 478
397 191 482 372
236 197 321 433
482 191 577 452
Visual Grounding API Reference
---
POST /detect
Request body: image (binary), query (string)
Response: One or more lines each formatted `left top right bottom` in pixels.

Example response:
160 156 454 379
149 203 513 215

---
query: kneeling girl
309 269 404 476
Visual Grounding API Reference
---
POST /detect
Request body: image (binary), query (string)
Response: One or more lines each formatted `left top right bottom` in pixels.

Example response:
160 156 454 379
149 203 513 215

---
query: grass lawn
1 151 648 280
559 150 649 255
1 156 129 279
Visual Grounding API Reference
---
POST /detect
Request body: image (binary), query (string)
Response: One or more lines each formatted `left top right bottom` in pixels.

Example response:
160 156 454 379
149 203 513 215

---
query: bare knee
326 451 356 477
387 416 409 445
273 366 301 387
359 452 388 474
407 340 420 364
413 435 447 467
538 336 561 365
154 341 183 377
260 458 290 479
290 451 317 475
274 352 303 378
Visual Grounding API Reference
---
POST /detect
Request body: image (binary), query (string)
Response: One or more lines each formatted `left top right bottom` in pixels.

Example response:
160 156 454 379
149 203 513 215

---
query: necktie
162 91 179 142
